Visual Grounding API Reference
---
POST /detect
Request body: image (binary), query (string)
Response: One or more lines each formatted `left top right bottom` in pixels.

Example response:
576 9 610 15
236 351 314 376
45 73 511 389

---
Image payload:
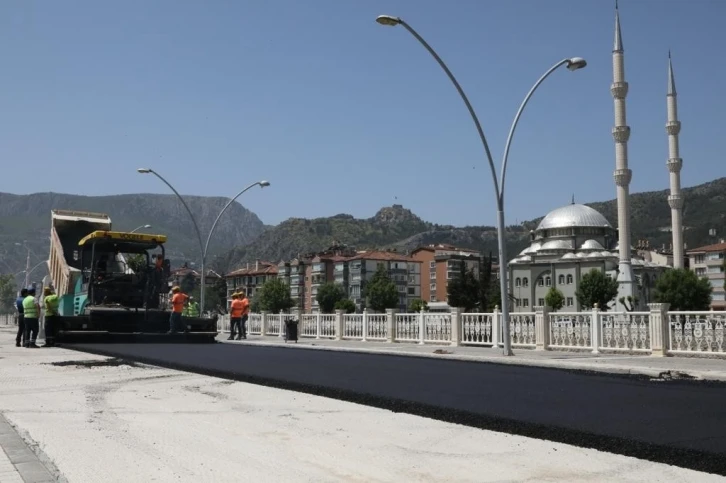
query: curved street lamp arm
499 58 570 204
203 181 262 259
147 170 204 257
397 19 501 206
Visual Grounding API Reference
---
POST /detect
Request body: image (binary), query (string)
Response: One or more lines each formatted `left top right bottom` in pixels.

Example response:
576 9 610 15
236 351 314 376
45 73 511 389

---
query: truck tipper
47 209 218 343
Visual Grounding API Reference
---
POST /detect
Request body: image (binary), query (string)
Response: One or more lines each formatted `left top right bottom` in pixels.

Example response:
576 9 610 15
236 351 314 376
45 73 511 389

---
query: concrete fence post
386 308 397 343
278 309 285 338
491 306 501 349
648 303 670 357
315 312 322 339
534 305 550 351
450 307 462 347
418 309 425 345
362 309 368 342
260 311 268 336
335 309 344 341
591 304 602 354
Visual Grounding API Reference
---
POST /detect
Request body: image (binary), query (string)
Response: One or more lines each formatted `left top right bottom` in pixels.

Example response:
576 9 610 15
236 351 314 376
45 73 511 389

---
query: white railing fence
0 314 17 326
215 303 726 358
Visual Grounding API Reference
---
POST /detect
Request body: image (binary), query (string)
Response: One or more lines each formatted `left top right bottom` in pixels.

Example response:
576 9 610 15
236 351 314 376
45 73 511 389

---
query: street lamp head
137 168 152 174
259 180 271 188
566 57 587 71
376 15 402 27
143 224 151 228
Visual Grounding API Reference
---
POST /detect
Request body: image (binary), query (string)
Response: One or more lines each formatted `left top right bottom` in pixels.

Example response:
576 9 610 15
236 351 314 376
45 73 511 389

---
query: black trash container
284 317 298 343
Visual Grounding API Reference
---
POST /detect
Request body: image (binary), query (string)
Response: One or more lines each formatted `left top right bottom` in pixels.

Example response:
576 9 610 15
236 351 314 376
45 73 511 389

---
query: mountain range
217 177 726 272
1 177 725 284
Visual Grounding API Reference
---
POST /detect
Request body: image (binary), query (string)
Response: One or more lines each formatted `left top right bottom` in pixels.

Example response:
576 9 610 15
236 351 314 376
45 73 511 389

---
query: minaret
666 52 684 268
611 1 635 309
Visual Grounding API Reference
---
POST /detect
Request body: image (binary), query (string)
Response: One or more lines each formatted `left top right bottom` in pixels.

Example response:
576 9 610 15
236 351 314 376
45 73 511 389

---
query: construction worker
239 291 250 340
15 288 27 347
43 287 59 347
22 287 40 348
168 286 189 334
228 293 243 340
187 297 200 317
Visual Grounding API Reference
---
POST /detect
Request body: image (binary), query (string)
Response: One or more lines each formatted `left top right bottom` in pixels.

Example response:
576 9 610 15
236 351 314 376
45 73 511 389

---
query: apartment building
225 260 278 307
687 241 726 310
411 244 486 309
169 264 221 289
345 250 422 312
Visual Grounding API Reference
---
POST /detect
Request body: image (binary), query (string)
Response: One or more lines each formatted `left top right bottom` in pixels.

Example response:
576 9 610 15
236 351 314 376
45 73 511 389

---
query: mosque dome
580 239 605 250
537 204 612 231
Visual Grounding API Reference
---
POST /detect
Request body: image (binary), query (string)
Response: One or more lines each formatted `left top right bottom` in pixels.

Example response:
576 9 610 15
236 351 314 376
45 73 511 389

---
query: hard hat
171 286 180 292
43 287 52 295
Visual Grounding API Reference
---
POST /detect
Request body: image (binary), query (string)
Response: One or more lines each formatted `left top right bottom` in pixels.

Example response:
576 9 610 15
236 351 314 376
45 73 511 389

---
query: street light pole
130 224 152 233
375 15 586 356
15 242 31 288
137 168 269 313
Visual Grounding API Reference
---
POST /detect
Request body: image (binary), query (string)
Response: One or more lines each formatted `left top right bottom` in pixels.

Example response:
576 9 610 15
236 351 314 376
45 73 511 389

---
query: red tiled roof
686 242 726 254
227 262 279 277
347 250 417 262
411 244 479 254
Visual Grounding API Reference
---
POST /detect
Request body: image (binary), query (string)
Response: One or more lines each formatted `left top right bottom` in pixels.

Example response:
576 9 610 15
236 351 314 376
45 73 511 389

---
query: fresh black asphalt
66 341 726 476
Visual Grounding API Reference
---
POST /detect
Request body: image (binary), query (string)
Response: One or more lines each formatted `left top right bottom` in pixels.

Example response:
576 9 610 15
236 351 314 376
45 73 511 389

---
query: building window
522 278 529 287
545 276 551 286
522 299 529 307
430 294 437 302
538 298 545 306
429 261 435 268
430 283 436 291
537 278 544 287
558 274 565 284
566 297 574 307
695 255 705 264
515 277 521 287
566 274 573 284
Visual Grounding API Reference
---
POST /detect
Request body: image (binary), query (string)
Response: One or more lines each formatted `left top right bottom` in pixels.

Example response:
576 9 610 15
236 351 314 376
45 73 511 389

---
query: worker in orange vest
168 286 188 334
228 293 243 340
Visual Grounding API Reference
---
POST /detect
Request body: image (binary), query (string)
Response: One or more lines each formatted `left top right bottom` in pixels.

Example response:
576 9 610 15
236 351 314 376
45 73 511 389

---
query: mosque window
522 278 529 287
566 297 574 307
538 278 544 287
567 274 573 284
545 276 552 286
558 274 565 284
538 298 545 306
515 278 521 287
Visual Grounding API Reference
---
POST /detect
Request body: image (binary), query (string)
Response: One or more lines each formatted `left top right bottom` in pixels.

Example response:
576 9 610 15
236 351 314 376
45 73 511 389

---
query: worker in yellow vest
22 287 41 348
187 297 200 317
43 287 60 347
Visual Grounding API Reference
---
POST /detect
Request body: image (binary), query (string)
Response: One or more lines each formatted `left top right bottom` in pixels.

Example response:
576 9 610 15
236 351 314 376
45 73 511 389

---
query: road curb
219 339 726 382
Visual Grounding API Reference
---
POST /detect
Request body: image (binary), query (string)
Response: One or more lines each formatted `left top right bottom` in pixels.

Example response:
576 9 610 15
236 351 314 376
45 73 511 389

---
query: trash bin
284 317 298 343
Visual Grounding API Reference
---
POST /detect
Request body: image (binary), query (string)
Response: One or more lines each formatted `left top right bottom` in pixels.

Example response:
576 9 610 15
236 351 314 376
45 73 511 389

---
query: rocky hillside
0 192 265 280
219 178 726 272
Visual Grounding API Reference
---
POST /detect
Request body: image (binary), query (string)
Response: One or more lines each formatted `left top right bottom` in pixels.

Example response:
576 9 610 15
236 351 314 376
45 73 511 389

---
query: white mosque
508 2 684 312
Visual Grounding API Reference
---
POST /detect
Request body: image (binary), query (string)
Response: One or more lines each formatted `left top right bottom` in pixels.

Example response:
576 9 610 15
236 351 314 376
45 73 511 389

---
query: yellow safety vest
22 296 38 318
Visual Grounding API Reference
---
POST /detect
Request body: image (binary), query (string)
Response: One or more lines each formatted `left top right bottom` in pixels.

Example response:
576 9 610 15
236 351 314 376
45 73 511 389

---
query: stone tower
666 52 685 269
611 1 635 309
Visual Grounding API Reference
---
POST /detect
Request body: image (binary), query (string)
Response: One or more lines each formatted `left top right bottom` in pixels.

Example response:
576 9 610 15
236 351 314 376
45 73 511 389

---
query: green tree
487 279 501 311
544 286 565 311
618 295 640 312
654 268 712 311
334 298 356 313
249 290 262 313
257 278 295 314
212 275 228 309
126 254 147 273
0 275 17 314
477 254 493 311
409 299 428 312
447 262 479 311
316 282 346 313
365 265 399 312
575 269 619 311
180 271 196 294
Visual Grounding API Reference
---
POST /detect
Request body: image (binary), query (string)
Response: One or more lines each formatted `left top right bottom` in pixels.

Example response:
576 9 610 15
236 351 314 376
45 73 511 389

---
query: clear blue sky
1 0 724 227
